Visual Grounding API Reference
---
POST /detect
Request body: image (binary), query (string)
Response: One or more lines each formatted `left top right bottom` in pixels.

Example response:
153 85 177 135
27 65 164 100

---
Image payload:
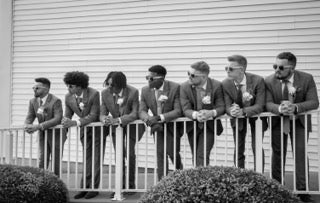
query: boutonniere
158 95 168 102
117 98 124 106
288 86 296 96
242 91 253 102
202 95 211 104
37 106 46 115
79 102 85 110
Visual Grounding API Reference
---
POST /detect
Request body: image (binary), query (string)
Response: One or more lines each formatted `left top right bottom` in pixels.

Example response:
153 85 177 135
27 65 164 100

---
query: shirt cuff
160 114 165 122
76 119 81 127
192 111 198 120
211 110 217 118
278 105 282 114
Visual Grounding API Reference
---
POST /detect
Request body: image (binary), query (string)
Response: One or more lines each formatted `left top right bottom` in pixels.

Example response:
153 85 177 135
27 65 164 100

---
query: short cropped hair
191 61 210 75
111 71 127 89
148 65 167 77
35 77 51 88
277 52 297 67
63 71 89 89
227 55 247 70
103 71 115 87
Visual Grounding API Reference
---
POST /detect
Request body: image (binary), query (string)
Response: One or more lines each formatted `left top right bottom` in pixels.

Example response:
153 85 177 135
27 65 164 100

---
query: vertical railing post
255 116 263 174
113 125 124 201
3 130 13 164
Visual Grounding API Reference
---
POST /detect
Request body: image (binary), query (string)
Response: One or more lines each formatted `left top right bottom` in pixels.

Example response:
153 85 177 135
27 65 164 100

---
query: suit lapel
274 78 282 102
161 81 170 112
149 88 157 115
119 87 129 116
72 94 82 116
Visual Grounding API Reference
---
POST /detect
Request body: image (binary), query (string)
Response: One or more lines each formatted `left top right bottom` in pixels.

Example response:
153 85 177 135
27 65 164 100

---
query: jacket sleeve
180 83 195 119
120 89 139 126
139 87 150 121
162 85 182 122
24 100 36 125
243 77 265 117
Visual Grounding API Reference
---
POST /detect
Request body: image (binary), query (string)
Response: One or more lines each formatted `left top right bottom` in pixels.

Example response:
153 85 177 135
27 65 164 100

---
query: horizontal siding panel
11 0 320 172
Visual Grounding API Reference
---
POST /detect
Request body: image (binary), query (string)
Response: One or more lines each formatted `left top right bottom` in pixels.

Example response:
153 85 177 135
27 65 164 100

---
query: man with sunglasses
265 52 319 203
62 71 103 199
180 61 225 166
24 77 66 177
100 71 144 197
222 55 267 171
139 65 183 180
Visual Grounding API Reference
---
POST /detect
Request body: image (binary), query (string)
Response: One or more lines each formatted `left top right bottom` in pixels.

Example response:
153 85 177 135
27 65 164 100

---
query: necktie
155 89 162 115
76 97 82 111
235 84 243 108
196 87 205 111
195 87 205 129
113 94 120 117
282 80 289 100
282 80 290 134
235 84 244 131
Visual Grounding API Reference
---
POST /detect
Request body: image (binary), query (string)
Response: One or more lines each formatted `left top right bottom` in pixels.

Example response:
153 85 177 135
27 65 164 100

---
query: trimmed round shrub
0 164 69 203
140 166 300 203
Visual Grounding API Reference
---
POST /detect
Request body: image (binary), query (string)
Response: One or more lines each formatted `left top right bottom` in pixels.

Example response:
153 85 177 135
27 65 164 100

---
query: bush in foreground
140 166 299 203
0 164 69 203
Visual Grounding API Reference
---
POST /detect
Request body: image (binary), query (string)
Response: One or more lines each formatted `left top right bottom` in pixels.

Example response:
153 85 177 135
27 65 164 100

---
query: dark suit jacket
265 70 319 131
100 85 144 140
180 78 225 135
25 93 63 130
139 80 182 135
64 87 100 128
222 72 268 130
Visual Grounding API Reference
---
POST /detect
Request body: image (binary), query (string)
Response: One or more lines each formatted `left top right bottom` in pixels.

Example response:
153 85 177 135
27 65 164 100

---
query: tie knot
236 83 243 89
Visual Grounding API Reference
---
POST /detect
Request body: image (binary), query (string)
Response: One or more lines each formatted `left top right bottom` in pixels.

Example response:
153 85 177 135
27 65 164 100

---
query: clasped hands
279 101 296 115
230 103 244 118
101 115 120 126
196 109 215 122
24 124 40 134
61 117 77 128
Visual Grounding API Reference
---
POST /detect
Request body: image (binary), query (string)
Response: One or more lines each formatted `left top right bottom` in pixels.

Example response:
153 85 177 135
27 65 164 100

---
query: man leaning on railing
61 71 103 200
180 61 225 167
222 55 268 172
24 77 66 177
265 52 319 203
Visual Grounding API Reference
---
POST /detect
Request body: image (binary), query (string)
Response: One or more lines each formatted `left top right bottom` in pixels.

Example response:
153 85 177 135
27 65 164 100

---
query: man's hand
230 103 243 117
144 116 160 126
102 115 113 126
24 124 40 134
61 117 77 128
280 101 294 115
197 109 215 122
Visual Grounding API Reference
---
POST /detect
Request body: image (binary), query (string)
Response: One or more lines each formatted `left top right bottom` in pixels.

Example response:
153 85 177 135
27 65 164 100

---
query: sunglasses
146 76 163 81
225 66 242 72
32 86 47 90
187 71 205 78
66 84 77 88
273 64 292 71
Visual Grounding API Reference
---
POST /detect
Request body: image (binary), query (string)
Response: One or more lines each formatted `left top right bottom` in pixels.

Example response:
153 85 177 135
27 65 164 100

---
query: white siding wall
11 0 320 170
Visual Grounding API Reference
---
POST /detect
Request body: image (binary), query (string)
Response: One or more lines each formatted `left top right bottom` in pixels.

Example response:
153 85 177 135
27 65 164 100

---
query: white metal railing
0 110 320 199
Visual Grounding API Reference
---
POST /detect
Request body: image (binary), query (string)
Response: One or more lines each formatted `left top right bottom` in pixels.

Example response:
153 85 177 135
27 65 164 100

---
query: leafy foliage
0 164 69 203
140 166 300 203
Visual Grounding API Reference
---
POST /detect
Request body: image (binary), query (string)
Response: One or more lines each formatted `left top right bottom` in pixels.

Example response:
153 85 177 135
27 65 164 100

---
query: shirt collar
282 73 294 84
40 94 48 105
155 82 164 91
113 89 123 97
234 74 247 86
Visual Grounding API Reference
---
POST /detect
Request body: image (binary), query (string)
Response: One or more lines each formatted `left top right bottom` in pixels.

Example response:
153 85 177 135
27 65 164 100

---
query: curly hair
103 71 115 87
63 71 89 88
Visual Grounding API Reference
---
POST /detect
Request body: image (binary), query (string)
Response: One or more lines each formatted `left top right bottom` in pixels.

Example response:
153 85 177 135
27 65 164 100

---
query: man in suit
180 61 225 167
139 65 183 181
100 71 144 196
62 71 103 199
222 55 267 171
265 52 319 203
24 77 65 177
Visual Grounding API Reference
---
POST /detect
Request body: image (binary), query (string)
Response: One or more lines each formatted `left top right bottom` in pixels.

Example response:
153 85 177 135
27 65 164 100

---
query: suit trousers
155 125 183 181
80 126 106 189
232 118 265 172
39 128 66 177
187 123 215 167
111 125 138 189
271 119 309 190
